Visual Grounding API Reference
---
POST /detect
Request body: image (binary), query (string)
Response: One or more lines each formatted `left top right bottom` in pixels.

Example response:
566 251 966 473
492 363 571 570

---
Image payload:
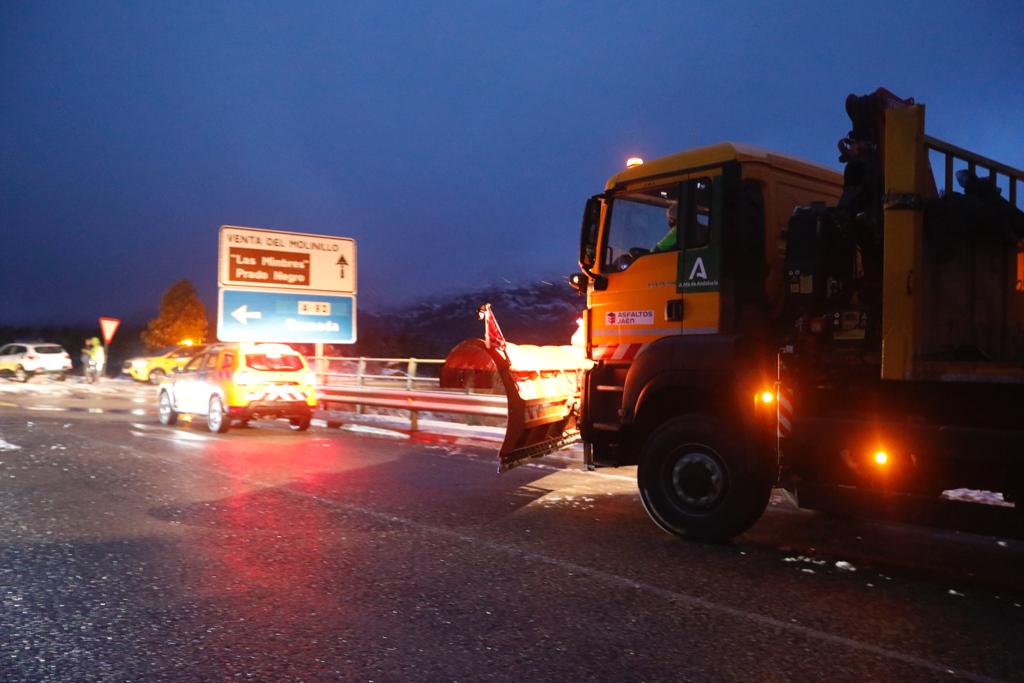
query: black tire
14 366 29 383
158 391 178 426
148 368 166 385
290 413 312 432
207 395 230 433
637 415 773 542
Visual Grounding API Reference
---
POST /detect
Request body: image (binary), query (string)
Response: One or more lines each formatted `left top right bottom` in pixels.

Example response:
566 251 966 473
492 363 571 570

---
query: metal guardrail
311 355 507 432
311 355 445 390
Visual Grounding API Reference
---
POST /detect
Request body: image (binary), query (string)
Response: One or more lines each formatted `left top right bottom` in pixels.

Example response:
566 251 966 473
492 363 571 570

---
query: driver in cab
653 201 678 253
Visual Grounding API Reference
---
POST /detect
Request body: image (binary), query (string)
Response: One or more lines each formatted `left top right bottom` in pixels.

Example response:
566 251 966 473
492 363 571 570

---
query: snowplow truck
442 88 1024 541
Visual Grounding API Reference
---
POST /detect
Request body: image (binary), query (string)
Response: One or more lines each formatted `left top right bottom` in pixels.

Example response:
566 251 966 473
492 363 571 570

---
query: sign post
217 226 357 344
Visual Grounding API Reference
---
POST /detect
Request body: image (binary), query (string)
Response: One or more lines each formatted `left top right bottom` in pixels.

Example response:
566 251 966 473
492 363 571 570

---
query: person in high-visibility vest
85 337 105 381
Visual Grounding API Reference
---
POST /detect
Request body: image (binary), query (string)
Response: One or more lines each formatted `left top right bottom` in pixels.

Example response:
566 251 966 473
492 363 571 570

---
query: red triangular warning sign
99 317 121 345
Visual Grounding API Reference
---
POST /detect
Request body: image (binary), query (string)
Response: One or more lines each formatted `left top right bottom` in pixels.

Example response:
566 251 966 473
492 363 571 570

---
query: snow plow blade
440 338 591 472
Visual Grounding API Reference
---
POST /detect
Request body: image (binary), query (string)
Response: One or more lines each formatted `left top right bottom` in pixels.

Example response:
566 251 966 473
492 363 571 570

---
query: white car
0 342 73 382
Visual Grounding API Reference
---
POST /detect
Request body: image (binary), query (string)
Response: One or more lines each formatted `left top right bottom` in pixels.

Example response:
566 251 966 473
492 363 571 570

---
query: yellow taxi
157 343 318 433
124 344 208 384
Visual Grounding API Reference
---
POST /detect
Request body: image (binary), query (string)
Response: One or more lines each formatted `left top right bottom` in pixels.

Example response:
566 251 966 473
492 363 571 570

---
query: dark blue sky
3 1 1022 326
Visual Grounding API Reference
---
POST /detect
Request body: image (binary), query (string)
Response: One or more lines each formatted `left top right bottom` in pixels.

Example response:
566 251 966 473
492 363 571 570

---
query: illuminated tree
142 279 208 350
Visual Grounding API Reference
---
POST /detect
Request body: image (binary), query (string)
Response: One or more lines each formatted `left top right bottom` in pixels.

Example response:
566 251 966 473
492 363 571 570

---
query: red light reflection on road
190 435 345 596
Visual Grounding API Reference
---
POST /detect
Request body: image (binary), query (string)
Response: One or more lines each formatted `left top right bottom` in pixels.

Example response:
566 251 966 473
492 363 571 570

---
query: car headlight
131 360 147 368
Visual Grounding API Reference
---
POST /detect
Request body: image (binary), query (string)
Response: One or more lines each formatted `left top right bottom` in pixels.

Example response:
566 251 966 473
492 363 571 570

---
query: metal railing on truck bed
926 135 1023 209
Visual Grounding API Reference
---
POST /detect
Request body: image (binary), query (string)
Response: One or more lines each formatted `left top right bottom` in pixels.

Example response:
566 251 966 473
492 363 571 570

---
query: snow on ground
0 436 22 451
0 376 144 397
941 489 1012 507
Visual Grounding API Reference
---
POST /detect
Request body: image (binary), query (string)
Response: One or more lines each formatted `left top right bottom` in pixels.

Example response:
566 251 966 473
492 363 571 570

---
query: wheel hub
671 450 725 510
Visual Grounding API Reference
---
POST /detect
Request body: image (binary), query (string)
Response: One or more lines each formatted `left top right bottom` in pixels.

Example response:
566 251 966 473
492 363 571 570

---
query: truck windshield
602 188 677 272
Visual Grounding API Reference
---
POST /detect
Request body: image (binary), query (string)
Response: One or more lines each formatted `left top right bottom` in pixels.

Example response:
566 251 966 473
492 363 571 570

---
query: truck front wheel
637 416 772 542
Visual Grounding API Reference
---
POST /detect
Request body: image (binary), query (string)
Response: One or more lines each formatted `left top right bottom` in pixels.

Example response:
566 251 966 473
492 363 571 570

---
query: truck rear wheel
637 416 772 542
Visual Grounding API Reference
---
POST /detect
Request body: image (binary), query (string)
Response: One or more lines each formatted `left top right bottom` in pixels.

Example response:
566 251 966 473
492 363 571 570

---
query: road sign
219 226 356 294
217 288 356 344
99 317 121 345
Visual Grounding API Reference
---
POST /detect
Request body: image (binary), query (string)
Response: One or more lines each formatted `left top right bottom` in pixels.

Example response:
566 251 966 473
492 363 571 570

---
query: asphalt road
1 378 1023 681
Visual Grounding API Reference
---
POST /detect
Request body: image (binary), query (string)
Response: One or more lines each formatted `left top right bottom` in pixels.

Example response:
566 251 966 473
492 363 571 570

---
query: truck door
676 176 722 335
590 174 722 360
589 183 683 362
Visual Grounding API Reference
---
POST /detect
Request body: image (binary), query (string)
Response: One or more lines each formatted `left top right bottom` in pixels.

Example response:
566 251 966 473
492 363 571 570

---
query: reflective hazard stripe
592 343 645 361
777 387 794 438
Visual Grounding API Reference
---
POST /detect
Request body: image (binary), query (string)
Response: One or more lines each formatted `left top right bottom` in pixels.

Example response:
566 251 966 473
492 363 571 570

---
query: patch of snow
342 424 411 440
942 488 1013 508
835 561 857 572
0 438 22 451
948 589 965 597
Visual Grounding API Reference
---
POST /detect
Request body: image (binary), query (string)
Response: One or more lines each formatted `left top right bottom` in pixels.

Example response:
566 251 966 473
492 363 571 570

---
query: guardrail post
356 357 366 414
407 358 418 427
314 343 327 385
406 358 417 390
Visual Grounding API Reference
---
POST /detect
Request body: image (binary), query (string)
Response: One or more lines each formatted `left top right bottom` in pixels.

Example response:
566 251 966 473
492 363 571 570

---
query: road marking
64 427 1004 683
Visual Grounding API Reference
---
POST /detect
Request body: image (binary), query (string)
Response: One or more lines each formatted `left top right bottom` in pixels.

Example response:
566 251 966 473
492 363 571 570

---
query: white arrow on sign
231 305 263 325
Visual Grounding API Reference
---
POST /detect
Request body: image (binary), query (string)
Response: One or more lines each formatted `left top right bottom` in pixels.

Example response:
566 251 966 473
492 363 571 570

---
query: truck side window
686 178 713 249
602 185 680 272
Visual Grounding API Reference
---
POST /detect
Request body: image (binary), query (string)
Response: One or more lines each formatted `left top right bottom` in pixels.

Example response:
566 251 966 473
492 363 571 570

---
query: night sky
3 1 1022 326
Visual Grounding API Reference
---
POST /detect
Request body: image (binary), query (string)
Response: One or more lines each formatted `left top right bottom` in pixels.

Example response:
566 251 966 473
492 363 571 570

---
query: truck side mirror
579 195 603 273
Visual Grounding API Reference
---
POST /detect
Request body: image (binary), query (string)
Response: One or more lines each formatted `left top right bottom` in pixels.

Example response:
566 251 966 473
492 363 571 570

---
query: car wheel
290 413 312 432
158 391 178 426
637 415 773 542
14 366 29 383
208 395 230 433
148 369 166 385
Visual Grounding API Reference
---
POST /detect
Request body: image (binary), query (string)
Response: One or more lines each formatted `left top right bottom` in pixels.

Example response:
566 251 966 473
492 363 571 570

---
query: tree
142 279 208 350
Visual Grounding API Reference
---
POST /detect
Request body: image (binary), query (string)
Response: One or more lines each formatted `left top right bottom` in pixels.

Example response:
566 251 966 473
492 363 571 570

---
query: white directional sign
217 226 357 344
219 225 356 294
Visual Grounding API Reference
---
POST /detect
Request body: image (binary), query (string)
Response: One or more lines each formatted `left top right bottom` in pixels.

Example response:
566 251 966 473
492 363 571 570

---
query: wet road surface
1 379 1023 681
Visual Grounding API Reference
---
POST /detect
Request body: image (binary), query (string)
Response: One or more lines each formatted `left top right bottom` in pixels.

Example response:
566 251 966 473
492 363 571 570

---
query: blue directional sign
217 288 356 344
